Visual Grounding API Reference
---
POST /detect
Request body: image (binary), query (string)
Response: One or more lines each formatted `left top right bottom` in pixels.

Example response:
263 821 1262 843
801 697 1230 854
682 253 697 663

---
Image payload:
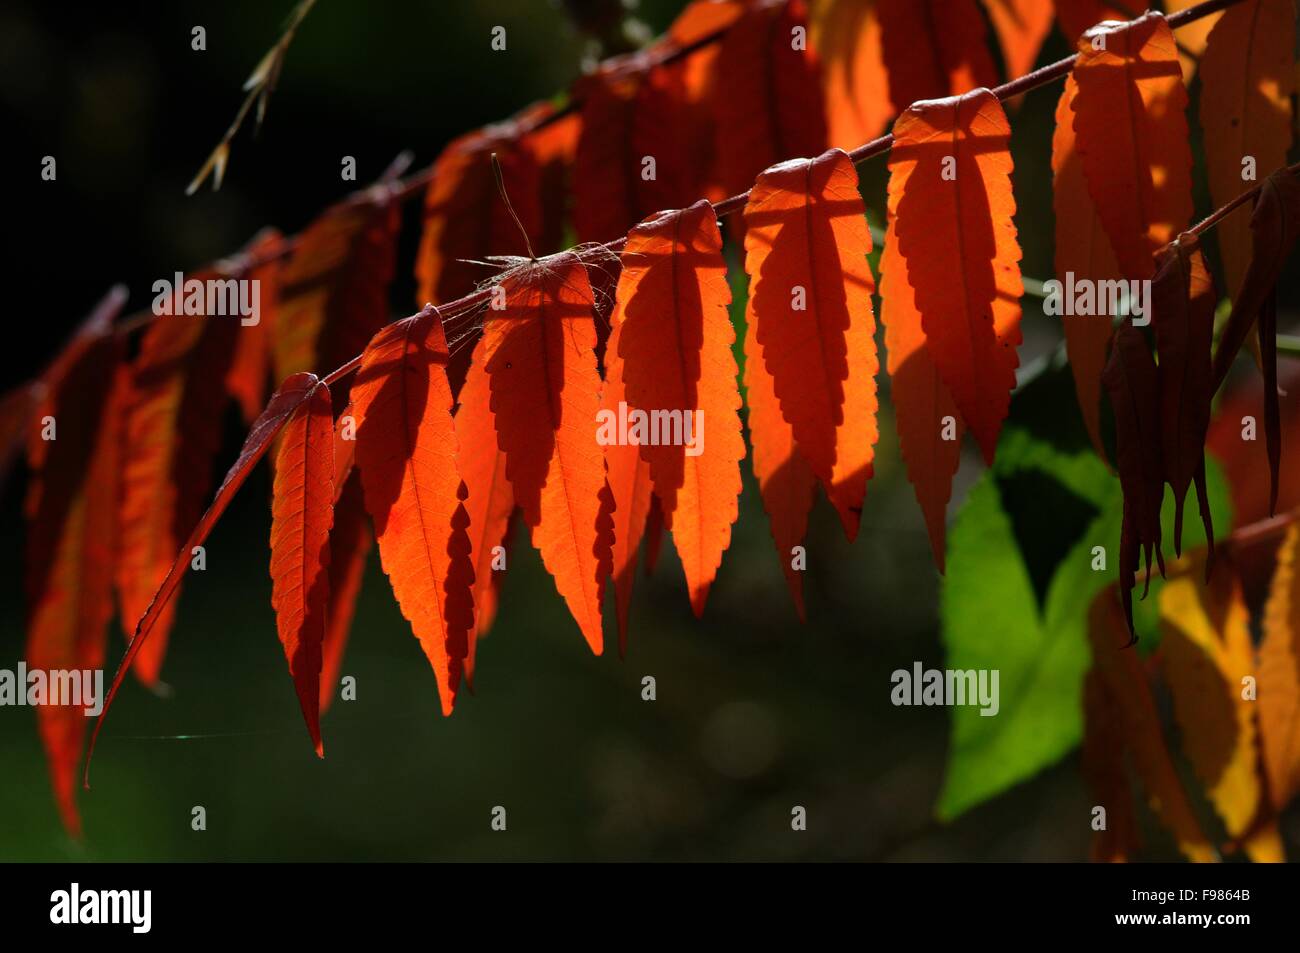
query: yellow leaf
1159 554 1262 837
1260 522 1300 810
1088 591 1219 862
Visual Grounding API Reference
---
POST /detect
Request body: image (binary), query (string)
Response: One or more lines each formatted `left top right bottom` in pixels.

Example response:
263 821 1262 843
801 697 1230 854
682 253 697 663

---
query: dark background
0 0 1273 861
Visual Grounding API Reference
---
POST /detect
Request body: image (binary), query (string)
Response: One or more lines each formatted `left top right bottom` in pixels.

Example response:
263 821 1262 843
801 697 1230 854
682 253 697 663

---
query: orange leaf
810 0 892 150
612 201 745 616
879 217 964 571
1087 590 1218 862
269 379 333 756
24 290 127 836
1159 555 1262 838
743 147 878 539
481 255 612 651
714 0 827 197
117 282 241 684
886 88 1023 463
351 307 475 713
1199 0 1296 302
416 118 543 304
876 0 998 117
1051 72 1122 461
743 299 817 619
455 349 517 675
1071 12 1193 280
276 192 399 381
980 0 1054 81
599 326 655 652
1260 522 1300 811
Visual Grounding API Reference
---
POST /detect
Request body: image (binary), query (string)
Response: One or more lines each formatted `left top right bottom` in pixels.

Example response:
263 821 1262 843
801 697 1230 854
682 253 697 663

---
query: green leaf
936 436 1114 820
934 356 1232 820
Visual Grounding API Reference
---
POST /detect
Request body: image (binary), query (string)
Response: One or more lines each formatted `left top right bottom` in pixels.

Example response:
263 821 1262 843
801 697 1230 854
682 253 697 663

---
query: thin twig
1277 334 1300 359
1224 510 1297 553
1179 160 1300 245
186 0 320 195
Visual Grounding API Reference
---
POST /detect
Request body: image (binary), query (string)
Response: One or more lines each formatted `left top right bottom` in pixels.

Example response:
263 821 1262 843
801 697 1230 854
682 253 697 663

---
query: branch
82 0 1254 782
98 0 1246 351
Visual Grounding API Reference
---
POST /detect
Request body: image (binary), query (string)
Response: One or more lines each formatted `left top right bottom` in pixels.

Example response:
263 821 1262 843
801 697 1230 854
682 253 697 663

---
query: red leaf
1081 666 1142 860
612 201 745 616
743 148 878 539
886 88 1023 463
573 2 738 245
351 307 476 713
275 191 400 381
117 279 241 684
414 117 544 304
573 57 652 245
320 470 370 715
24 289 128 836
481 255 612 651
1212 169 1300 389
1150 236 1216 550
520 105 581 257
224 229 284 424
1071 12 1193 281
1102 323 1166 635
0 383 39 497
269 379 333 756
91 372 328 783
